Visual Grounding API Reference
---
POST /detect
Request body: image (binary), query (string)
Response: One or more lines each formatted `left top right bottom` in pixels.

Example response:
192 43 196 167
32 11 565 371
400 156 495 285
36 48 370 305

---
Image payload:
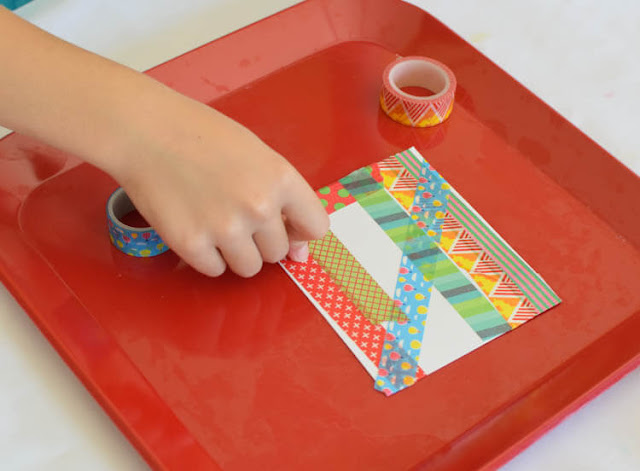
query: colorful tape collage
281 147 560 395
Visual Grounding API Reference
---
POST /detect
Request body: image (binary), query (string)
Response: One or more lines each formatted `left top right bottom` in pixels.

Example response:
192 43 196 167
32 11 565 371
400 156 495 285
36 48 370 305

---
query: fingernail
288 243 309 262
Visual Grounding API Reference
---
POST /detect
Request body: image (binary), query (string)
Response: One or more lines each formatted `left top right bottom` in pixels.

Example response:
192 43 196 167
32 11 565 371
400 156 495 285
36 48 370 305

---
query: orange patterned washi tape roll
380 56 456 127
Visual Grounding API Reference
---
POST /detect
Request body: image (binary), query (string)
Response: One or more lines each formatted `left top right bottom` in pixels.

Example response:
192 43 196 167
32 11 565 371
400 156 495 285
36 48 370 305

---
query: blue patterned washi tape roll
106 188 169 257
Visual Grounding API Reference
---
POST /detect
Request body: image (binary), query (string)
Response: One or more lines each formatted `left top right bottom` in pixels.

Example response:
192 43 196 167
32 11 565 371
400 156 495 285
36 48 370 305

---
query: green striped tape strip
309 231 407 324
394 149 422 179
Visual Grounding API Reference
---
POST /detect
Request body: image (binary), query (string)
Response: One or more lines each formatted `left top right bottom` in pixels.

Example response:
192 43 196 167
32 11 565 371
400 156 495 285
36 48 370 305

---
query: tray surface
1 1 638 470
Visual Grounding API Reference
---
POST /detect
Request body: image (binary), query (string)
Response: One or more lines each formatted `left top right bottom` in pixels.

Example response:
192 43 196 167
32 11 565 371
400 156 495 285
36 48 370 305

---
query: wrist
91 74 183 183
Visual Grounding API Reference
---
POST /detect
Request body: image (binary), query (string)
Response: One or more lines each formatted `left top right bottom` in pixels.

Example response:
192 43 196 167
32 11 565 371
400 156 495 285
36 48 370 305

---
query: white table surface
1 0 638 469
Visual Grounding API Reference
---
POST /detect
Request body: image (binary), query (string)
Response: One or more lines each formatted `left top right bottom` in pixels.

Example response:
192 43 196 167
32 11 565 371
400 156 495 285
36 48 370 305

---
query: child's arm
0 7 328 277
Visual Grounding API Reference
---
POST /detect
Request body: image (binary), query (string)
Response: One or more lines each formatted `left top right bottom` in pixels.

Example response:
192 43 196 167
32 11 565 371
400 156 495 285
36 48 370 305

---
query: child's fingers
178 240 227 277
218 236 263 278
282 181 329 242
282 179 328 263
287 240 309 262
253 219 290 263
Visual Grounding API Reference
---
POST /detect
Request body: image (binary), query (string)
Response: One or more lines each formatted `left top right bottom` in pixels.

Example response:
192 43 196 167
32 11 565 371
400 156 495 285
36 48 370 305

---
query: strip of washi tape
440 212 543 327
374 158 453 394
447 192 561 312
340 168 511 341
380 56 456 127
395 148 422 179
316 181 357 215
375 254 432 395
408 159 451 243
391 147 560 313
308 231 407 324
106 188 168 257
372 159 418 211
281 257 386 367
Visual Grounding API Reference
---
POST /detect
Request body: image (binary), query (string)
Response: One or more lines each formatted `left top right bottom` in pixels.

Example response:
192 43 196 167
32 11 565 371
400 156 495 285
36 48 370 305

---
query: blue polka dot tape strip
106 188 168 257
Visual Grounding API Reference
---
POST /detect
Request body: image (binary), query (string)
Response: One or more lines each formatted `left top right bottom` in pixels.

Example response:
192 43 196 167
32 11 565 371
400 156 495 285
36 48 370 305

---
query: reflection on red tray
0 1 638 470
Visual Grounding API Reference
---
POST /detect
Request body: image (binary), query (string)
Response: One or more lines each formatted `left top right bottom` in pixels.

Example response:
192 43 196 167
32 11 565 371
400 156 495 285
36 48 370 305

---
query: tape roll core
380 56 456 127
108 188 140 229
388 59 449 100
106 188 168 257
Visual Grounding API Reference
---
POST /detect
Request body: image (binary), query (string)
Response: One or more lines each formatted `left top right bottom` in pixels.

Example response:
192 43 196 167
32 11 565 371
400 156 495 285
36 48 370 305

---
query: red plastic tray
1 1 639 469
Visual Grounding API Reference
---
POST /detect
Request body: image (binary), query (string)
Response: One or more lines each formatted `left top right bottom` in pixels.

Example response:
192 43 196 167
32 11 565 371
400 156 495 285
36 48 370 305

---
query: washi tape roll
106 188 168 257
380 56 456 127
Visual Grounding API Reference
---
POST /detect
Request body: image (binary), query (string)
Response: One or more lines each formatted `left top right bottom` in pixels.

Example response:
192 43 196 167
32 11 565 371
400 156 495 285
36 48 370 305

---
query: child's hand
0 8 329 277
111 91 329 277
